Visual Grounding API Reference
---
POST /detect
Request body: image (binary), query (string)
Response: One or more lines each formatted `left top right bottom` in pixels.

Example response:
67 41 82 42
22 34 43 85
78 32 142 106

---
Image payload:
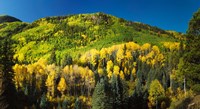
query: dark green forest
0 9 200 109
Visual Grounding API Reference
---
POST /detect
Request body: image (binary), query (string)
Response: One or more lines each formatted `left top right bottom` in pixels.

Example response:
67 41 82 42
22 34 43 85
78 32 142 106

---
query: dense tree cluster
11 41 189 108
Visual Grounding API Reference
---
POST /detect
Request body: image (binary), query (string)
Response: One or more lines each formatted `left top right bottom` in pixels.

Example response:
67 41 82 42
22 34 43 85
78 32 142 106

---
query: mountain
0 15 21 24
0 12 186 109
0 12 182 64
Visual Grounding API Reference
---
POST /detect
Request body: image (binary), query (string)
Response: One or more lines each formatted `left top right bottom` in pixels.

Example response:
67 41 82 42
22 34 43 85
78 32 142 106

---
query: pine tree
40 93 48 109
0 35 17 109
110 74 117 109
74 97 81 109
92 78 111 109
62 97 68 109
110 75 128 109
181 9 200 87
57 101 62 109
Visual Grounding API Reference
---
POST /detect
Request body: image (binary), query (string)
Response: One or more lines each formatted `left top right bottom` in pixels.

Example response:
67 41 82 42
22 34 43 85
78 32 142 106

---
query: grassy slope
1 13 182 64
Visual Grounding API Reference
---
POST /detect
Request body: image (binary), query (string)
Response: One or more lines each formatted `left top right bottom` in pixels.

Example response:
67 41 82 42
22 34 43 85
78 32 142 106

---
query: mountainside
1 12 182 64
0 12 188 109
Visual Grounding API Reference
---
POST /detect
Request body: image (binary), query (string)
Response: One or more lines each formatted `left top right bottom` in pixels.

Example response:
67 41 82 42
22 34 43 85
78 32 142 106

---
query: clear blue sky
0 0 199 33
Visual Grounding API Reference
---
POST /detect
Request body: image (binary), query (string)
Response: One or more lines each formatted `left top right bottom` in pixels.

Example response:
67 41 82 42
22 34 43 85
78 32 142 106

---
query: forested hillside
11 12 181 64
1 11 200 109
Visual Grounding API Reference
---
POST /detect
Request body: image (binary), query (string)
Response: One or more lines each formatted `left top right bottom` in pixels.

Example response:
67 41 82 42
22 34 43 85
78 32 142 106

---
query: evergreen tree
92 78 111 109
110 74 117 109
61 54 72 68
62 97 68 109
181 9 200 87
0 35 17 109
74 97 81 109
128 92 148 109
110 74 128 109
57 101 62 109
40 93 48 109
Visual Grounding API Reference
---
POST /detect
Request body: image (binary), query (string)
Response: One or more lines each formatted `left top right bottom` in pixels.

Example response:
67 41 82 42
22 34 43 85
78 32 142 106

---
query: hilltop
0 15 21 24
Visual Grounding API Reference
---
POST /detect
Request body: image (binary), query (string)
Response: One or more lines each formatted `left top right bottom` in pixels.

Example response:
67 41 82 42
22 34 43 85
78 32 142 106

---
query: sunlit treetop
141 43 151 51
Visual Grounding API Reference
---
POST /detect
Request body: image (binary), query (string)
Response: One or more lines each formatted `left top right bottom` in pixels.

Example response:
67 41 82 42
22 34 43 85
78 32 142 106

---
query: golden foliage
148 79 165 108
98 68 104 77
141 43 151 51
152 45 160 54
106 60 114 78
132 68 136 77
116 47 124 63
57 77 67 94
125 50 132 60
13 64 28 89
119 70 125 80
113 65 120 76
163 42 180 51
126 42 140 51
100 48 107 59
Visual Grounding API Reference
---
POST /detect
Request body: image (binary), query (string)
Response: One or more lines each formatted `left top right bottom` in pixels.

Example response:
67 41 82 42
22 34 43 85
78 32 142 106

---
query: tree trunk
184 77 186 97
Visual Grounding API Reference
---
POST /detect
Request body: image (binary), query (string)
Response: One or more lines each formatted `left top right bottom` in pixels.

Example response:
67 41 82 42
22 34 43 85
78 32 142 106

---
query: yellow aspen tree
63 65 70 74
79 67 86 79
98 68 104 77
27 64 34 75
106 60 113 78
90 49 99 66
57 77 67 95
80 54 87 64
170 43 177 51
107 46 115 55
13 64 27 89
126 42 140 51
125 50 132 60
133 62 137 66
119 70 124 80
116 47 124 64
152 45 160 54
141 43 151 53
151 59 156 66
107 70 113 79
100 48 107 59
146 51 154 59
45 65 57 98
88 69 94 78
46 75 55 97
113 65 120 76
156 53 165 64
139 55 146 62
163 42 171 50
148 79 165 108
132 67 136 77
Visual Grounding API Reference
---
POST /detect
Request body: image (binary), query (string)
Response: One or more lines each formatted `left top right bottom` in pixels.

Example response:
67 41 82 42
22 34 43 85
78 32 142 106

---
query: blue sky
0 0 199 33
